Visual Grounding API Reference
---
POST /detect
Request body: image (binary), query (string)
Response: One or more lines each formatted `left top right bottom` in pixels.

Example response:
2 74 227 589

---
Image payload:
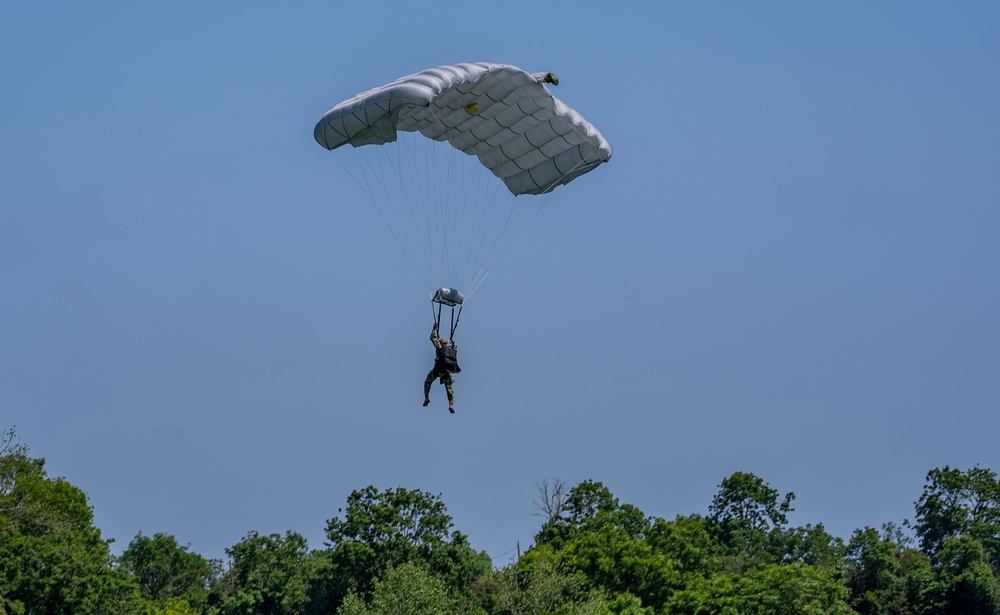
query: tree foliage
914 466 1000 563
337 562 459 615
119 532 220 609
216 530 318 615
319 486 491 613
3 427 1000 615
668 562 855 615
708 471 796 533
0 427 146 615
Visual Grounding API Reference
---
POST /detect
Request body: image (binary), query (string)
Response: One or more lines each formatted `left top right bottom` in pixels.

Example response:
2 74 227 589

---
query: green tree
319 486 491 612
845 525 911 615
0 427 147 615
913 466 1000 562
556 524 679 611
768 523 845 570
533 481 681 611
216 531 317 615
483 546 651 615
897 548 942 615
644 515 715 576
668 563 854 615
708 472 795 533
484 545 582 615
707 472 798 568
119 532 220 609
536 481 648 549
337 562 459 615
157 597 204 615
934 535 1000 615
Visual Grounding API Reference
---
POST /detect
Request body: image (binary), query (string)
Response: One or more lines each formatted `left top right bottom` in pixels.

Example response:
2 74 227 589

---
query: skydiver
423 324 461 414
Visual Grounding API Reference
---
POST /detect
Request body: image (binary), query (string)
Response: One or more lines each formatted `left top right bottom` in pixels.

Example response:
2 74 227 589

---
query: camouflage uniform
424 329 457 413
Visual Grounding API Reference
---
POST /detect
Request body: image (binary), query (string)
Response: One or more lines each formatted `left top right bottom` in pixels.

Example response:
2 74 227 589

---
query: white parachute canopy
314 62 611 299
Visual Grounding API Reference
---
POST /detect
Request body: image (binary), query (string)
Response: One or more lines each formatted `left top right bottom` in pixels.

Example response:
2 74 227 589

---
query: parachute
314 62 611 332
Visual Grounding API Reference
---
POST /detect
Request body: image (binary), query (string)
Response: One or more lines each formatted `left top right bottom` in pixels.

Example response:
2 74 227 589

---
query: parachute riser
432 303 462 339
451 304 462 339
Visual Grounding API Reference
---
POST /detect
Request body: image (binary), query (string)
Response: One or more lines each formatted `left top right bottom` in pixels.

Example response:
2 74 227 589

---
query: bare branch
532 478 568 524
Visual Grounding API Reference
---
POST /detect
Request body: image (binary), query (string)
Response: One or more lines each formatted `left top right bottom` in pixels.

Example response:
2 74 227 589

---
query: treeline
2 427 1000 614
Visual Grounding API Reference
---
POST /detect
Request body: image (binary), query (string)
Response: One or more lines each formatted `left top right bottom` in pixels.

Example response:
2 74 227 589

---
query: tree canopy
3 427 999 614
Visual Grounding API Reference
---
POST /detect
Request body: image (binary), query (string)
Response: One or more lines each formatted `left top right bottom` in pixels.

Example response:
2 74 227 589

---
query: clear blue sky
2 2 998 563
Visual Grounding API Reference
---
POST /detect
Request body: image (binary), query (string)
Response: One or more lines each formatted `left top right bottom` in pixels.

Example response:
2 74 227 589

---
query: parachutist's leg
423 371 435 406
443 374 455 414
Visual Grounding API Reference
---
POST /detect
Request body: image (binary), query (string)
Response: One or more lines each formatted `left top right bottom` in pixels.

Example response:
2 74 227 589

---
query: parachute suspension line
408 130 457 292
360 142 424 279
398 133 434 287
437 141 457 287
464 184 509 298
462 137 546 300
464 155 604 299
331 149 426 290
368 141 434 291
371 139 427 283
417 106 450 291
421 104 503 297
454 135 473 291
465 194 543 300
417 134 442 285
333 112 607 303
425 106 531 300
404 132 447 292
441 136 459 290
469 119 532 294
468 152 499 288
383 133 420 284
425 105 473 293
341 136 601 304
458 131 505 296
466 270 490 298
457 167 499 295
468 152 608 290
